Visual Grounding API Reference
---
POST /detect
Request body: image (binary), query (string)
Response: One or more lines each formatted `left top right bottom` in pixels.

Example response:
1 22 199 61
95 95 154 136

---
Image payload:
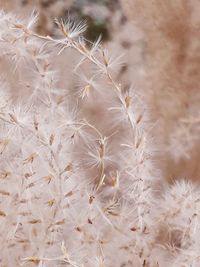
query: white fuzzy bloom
1 6 200 267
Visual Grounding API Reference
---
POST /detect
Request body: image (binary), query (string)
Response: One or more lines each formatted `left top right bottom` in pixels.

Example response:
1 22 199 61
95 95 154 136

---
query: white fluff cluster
0 9 199 267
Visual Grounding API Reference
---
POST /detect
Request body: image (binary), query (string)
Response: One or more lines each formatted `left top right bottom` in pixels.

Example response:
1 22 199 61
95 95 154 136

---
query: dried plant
1 2 200 267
